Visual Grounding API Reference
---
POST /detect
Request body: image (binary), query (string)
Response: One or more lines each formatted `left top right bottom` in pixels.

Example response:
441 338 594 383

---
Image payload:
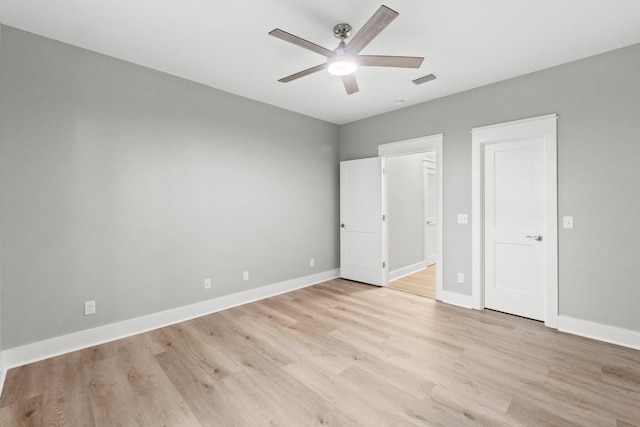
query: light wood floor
388 265 436 299
1 279 639 426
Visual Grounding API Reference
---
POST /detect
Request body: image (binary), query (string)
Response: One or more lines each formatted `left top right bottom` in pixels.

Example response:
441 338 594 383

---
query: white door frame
378 134 443 301
471 114 558 328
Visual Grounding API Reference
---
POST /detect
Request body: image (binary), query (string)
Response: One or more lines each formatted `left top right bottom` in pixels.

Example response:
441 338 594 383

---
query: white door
484 138 546 320
340 158 387 286
423 159 437 266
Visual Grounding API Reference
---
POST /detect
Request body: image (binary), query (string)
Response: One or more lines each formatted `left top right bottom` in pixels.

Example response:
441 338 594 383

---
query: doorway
385 151 437 299
379 135 443 300
471 114 558 327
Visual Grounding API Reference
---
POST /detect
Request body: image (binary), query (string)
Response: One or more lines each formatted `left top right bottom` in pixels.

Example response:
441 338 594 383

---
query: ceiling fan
268 5 424 95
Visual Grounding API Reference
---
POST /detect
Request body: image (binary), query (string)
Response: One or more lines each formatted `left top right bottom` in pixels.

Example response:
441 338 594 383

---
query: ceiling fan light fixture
327 55 358 76
269 5 423 94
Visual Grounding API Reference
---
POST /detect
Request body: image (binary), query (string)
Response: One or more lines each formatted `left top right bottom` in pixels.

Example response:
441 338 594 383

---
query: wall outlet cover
563 216 574 228
84 300 96 316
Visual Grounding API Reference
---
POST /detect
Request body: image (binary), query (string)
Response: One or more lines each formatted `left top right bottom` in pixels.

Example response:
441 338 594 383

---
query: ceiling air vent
412 74 437 85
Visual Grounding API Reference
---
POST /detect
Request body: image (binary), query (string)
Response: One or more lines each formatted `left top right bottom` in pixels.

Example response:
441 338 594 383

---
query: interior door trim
471 114 558 328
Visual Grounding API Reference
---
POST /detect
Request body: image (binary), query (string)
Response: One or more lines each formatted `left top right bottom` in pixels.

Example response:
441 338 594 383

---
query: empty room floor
1 279 639 426
388 265 436 299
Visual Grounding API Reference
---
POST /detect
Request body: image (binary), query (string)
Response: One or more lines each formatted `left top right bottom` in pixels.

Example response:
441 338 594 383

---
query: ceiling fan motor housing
333 23 352 39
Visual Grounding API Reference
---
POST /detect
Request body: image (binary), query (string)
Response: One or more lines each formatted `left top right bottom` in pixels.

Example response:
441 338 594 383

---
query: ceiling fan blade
358 55 424 68
269 29 335 58
345 5 399 55
341 74 359 95
278 64 327 83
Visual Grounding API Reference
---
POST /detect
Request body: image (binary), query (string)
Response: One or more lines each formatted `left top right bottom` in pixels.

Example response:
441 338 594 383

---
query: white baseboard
437 290 475 309
4 274 636 397
0 350 5 397
0 269 340 389
435 301 640 351
558 315 640 351
388 261 427 282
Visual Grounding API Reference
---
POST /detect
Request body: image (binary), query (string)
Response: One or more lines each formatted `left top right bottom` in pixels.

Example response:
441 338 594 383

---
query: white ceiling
2 0 640 124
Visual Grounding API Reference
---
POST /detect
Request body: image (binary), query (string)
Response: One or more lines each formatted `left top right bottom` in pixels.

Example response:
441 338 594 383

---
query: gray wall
0 27 340 349
386 152 426 272
340 43 640 332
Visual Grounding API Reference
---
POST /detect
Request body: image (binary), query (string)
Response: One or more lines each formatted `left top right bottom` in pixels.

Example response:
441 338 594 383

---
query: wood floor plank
216 369 291 426
546 368 640 422
42 352 95 426
284 360 413 426
1 278 639 426
194 309 295 370
84 355 152 426
0 362 45 408
428 383 516 426
154 346 250 426
0 394 43 426
233 307 358 375
222 357 358 426
115 336 201 426
155 323 242 381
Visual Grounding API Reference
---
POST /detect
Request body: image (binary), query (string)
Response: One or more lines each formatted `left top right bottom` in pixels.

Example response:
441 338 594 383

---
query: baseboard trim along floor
0 269 340 380
558 315 640 351
2 272 639 399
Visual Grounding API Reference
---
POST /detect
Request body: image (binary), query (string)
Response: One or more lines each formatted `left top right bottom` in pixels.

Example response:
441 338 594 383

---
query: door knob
340 223 346 228
526 235 543 241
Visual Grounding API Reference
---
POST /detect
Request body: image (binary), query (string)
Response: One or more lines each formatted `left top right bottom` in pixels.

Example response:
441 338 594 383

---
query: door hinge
382 167 386 174
382 261 386 268
382 214 386 221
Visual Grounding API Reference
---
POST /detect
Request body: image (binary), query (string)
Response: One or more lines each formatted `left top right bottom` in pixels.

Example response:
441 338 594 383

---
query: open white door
340 157 387 286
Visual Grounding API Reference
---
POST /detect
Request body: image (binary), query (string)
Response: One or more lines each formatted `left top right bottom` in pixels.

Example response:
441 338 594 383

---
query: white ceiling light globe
328 55 357 76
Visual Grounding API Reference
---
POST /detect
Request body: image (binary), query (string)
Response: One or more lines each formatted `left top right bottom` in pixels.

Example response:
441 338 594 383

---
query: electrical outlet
309 258 315 267
243 271 249 281
204 278 211 289
563 216 574 229
84 300 96 316
457 214 468 224
457 273 465 283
